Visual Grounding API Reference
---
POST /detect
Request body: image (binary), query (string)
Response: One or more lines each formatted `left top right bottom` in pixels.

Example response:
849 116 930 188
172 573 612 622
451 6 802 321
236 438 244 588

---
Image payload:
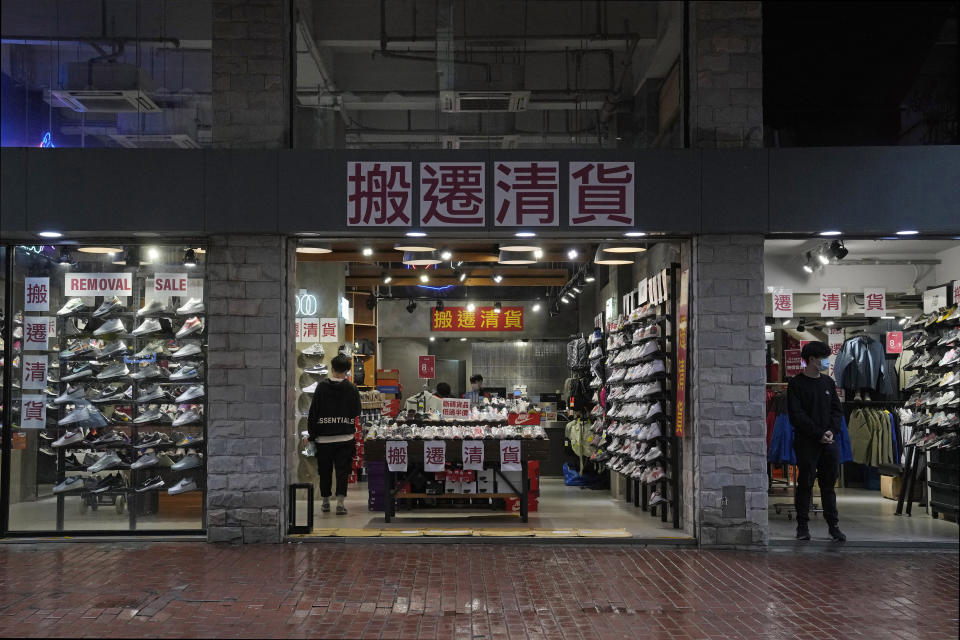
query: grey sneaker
52 476 87 493
137 299 167 317
57 298 87 316
92 296 125 318
96 363 130 381
136 384 168 403
174 385 205 403
52 428 87 447
167 477 198 495
93 318 127 336
336 503 348 515
58 405 108 428
171 453 202 471
172 343 202 359
131 452 160 470
87 450 126 473
133 406 172 425
54 384 87 405
99 340 128 358
131 363 169 380
133 340 166 359
172 408 202 427
169 364 199 381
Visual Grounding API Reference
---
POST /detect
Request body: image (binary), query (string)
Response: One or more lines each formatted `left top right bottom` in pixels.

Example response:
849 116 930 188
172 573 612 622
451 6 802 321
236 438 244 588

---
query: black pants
794 441 840 528
315 440 356 498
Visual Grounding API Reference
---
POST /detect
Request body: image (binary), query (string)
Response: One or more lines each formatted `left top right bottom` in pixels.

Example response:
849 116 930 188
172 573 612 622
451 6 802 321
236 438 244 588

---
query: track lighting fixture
183 248 197 267
419 273 430 283
797 321 806 332
366 294 377 310
406 299 417 314
382 271 393 284
58 247 72 264
492 272 504 284
436 299 444 312
829 239 849 260
457 269 467 283
124 246 141 267
583 267 595 283
439 248 453 261
494 301 502 314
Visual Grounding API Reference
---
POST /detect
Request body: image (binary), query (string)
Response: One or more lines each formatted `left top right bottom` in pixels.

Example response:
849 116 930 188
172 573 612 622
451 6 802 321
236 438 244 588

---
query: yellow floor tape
379 529 425 537
422 529 473 536
578 528 633 538
333 528 381 537
532 529 580 538
474 528 537 537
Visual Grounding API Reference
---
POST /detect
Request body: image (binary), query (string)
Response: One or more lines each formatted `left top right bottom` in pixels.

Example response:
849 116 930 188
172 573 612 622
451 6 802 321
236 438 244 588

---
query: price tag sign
886 331 903 354
418 355 436 379
441 398 471 420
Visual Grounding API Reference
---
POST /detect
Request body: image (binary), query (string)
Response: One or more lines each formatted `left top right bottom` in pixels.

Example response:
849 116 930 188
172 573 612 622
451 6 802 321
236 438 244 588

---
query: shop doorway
764 238 959 545
289 237 694 540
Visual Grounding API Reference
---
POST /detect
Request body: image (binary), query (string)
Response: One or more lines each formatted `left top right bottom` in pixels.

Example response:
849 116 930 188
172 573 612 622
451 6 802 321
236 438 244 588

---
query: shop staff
787 341 847 543
466 374 484 404
307 354 362 515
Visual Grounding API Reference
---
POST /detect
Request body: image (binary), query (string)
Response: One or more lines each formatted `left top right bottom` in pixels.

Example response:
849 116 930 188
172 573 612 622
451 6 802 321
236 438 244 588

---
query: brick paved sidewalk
0 542 956 639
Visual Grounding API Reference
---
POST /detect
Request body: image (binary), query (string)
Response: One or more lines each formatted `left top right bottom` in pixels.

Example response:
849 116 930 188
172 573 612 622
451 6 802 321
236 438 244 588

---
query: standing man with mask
787 341 846 542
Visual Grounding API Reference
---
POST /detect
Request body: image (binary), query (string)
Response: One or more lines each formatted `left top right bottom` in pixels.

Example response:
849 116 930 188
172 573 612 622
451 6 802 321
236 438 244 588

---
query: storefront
763 238 959 543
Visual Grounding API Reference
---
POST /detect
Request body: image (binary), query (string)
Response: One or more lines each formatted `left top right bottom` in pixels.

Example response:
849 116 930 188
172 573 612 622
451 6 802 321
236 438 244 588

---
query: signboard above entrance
431 307 524 332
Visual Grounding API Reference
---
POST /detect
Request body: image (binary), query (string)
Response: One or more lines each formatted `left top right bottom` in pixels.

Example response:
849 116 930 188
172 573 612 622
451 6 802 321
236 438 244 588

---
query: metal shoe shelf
50 300 207 532
601 264 682 529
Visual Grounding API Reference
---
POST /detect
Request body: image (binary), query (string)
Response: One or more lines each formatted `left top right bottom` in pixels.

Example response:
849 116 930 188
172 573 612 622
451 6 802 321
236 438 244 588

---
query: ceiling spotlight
124 246 141 267
466 302 476 312
567 248 579 260
817 251 830 266
460 337 467 342
803 264 814 274
782 319 791 326
183 248 197 267
825 320 835 326
561 293 572 304
594 247 633 265
147 247 160 261
572 286 582 294
532 302 541 312
498 249 538 265
429 336 436 342
439 248 453 261
898 317 908 325
492 272 504 284
436 299 444 312
362 247 373 257
366 294 377 310
39 231 63 238
406 299 417 314
454 268 467 283
583 268 596 283
829 240 848 260
819 230 842 237
382 271 393 284
494 302 502 314
419 273 430 283
764 325 772 332
403 250 441 266
57 247 72 264
534 248 543 259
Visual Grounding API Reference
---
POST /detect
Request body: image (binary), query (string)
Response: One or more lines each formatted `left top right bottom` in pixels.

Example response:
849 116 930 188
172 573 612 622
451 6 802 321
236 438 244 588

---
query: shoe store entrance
763 237 959 545
288 236 694 541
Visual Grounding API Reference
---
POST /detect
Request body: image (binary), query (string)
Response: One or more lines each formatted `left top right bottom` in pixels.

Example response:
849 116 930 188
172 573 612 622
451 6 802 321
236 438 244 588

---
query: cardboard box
444 478 462 494
461 481 476 494
476 472 494 493
377 369 400 378
376 385 400 394
881 475 899 500
497 470 524 494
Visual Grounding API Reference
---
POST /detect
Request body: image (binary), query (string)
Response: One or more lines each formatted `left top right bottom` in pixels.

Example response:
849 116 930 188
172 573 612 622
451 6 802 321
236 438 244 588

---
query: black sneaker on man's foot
321 499 330 513
336 504 348 515
796 525 811 541
828 527 847 542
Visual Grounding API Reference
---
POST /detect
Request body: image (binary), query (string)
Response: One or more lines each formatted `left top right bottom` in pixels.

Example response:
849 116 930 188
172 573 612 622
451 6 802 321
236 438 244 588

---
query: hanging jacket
833 335 893 395
836 416 853 464
768 414 797 465
848 409 873 464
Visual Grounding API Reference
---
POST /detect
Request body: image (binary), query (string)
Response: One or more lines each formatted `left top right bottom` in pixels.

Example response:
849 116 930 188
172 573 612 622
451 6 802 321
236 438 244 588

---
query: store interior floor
295 477 692 539
767 487 959 545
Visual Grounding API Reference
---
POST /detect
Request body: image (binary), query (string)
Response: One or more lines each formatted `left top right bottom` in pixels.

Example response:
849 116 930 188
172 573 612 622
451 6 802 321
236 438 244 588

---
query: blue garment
833 335 893 395
768 414 797 464
836 415 853 464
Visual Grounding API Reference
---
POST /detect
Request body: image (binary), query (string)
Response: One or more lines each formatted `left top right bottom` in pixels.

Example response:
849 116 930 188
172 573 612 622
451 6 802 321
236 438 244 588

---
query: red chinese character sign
423 440 446 472
494 161 559 227
863 288 886 317
20 394 46 429
462 441 485 471
24 277 50 312
295 317 321 344
886 331 903 354
772 289 793 318
431 307 524 331
784 349 803 377
442 398 471 420
347 162 412 227
21 355 47 390
319 318 338 343
499 441 522 471
420 162 485 226
568 162 635 226
820 288 841 317
24 317 50 351
386 441 408 472
418 355 436 380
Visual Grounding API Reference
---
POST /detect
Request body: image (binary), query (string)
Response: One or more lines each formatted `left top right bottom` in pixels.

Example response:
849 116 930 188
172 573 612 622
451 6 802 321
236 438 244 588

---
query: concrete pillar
691 234 768 547
212 0 291 148
204 234 292 543
689 1 763 148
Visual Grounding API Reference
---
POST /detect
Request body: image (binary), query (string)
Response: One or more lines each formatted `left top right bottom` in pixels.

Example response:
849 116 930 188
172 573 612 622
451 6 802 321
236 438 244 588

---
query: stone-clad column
204 234 291 543
691 234 768 547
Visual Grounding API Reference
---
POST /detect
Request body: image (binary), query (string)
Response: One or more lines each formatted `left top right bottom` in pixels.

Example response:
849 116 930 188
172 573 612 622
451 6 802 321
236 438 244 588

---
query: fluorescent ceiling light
38 231 62 238
515 231 536 238
819 230 842 236
896 230 919 236
825 320 834 326
594 247 634 265
402 250 441 266
600 242 647 254
77 247 123 254
624 231 646 237
406 230 427 237
498 249 538 265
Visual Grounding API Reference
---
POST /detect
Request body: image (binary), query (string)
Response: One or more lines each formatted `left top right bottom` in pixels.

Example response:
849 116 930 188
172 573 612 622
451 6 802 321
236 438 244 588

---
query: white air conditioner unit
439 90 530 113
109 134 200 149
441 135 519 149
50 90 161 113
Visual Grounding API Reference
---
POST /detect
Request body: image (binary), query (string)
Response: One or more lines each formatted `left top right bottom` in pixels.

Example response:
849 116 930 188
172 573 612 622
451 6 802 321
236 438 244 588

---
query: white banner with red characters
863 287 886 317
827 327 845 378
423 440 446 472
19 394 46 429
493 161 559 227
771 289 794 318
568 161 635 226
386 441 408 472
442 398 471 420
420 162 485 226
462 440 485 471
499 440 522 471
347 162 413 227
21 355 47 390
23 316 50 351
24 277 50 311
295 317 321 343
318 318 338 342
820 288 841 317
953 281 960 305
64 272 132 297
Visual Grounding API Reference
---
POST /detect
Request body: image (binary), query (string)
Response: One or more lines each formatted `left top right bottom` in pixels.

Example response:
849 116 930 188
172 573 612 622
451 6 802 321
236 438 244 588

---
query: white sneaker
57 298 86 316
93 318 127 336
176 316 204 338
172 343 202 359
137 299 167 317
176 298 205 316
301 382 318 394
132 318 162 336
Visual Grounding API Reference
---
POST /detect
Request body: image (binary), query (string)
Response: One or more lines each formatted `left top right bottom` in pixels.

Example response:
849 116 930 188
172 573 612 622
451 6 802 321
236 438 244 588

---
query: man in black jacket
787 341 847 542
307 354 362 515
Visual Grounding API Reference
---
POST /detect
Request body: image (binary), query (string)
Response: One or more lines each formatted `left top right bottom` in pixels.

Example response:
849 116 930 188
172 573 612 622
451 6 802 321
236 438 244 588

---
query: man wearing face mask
466 374 484 405
787 340 846 542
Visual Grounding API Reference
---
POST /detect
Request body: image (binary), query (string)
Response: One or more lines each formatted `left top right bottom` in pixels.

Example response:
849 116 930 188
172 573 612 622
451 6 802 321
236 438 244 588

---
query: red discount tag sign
418 355 435 379
886 331 903 354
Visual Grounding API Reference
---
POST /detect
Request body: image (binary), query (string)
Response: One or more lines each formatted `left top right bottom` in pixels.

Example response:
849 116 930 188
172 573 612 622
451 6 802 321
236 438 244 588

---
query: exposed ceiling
764 238 960 257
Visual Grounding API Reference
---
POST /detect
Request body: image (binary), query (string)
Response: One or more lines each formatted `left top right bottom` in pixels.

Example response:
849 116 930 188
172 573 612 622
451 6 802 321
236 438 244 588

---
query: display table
364 439 550 523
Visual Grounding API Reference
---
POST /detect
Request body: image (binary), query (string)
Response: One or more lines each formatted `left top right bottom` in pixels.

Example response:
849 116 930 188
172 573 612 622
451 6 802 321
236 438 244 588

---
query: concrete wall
935 245 960 285
213 0 291 148
379 338 429 400
690 234 768 547
205 234 291 543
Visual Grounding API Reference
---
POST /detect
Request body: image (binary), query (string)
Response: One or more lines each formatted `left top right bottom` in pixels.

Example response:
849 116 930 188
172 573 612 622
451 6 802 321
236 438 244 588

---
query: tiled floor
0 542 956 639
768 487 959 545
297 478 691 539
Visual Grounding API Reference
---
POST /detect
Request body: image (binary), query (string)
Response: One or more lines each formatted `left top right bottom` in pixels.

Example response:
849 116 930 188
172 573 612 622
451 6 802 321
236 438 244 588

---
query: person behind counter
466 374 484 404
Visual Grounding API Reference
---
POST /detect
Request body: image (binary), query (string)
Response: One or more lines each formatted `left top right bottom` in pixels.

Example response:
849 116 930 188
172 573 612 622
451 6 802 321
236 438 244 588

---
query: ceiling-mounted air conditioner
50 90 161 113
439 90 530 113
109 134 200 149
441 135 519 149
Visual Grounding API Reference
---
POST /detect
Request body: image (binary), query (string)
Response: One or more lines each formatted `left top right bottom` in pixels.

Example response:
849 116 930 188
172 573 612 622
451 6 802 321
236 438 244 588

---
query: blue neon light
39 132 55 148
417 284 456 292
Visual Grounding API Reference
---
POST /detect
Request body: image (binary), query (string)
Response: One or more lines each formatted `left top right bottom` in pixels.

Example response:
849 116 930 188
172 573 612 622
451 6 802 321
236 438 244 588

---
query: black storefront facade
1 145 958 545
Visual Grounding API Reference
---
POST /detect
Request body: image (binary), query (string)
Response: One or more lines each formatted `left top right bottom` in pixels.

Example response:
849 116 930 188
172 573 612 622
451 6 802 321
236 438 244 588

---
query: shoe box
476 471 494 494
376 369 400 387
504 496 539 513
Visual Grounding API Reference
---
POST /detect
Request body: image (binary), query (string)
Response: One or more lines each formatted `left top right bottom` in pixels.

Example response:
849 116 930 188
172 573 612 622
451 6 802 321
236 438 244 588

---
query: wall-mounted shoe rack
50 287 207 532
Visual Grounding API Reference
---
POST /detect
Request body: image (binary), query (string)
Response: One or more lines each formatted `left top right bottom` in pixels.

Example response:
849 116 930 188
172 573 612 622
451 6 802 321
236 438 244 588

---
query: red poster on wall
418 355 435 379
431 306 524 331
784 349 803 377
886 331 903 354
